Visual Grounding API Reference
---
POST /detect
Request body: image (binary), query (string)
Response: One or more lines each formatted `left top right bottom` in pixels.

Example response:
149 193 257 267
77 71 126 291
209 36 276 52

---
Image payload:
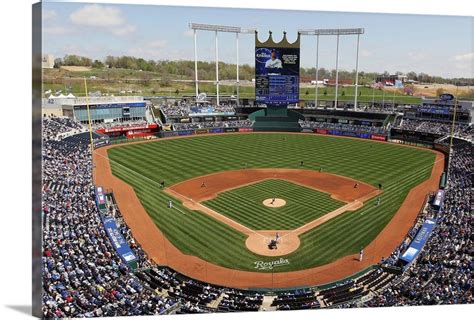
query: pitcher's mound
263 198 286 208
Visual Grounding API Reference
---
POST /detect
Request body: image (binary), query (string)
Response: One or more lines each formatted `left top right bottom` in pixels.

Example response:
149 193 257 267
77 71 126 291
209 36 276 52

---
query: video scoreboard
255 44 300 105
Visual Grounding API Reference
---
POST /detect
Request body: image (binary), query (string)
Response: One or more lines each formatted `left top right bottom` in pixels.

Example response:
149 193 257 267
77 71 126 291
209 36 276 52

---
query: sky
42 2 473 78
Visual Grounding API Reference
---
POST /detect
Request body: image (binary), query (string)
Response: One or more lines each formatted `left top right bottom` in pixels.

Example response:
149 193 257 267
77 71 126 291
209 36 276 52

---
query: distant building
325 79 353 86
376 74 408 86
42 54 54 69
42 95 147 123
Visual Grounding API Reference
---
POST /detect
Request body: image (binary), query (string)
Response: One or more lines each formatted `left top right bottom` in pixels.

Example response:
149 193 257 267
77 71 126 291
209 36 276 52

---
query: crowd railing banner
95 186 107 210
400 218 437 264
102 216 138 268
432 189 445 209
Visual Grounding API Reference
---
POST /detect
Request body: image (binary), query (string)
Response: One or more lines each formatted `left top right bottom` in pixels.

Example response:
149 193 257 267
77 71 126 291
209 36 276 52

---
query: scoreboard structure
250 31 304 131
255 31 300 105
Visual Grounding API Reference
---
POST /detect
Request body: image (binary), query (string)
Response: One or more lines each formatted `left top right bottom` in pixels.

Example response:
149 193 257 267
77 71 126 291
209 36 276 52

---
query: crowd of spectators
42 117 178 318
299 120 388 134
172 120 253 131
92 119 149 130
395 119 472 137
361 138 472 307
43 116 85 140
160 102 236 118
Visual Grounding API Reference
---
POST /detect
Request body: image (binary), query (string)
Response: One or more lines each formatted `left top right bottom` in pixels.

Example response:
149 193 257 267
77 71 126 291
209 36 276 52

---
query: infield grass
204 179 344 230
107 133 437 272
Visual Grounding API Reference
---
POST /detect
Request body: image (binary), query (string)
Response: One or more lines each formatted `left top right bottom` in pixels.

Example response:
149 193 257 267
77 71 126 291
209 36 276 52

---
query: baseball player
168 200 173 209
265 49 283 69
359 248 364 262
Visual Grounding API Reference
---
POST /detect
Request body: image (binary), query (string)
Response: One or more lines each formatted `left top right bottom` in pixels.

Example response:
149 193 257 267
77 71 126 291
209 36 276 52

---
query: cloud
407 52 429 61
452 52 474 61
111 24 137 36
183 29 194 37
43 9 57 21
69 4 136 36
360 49 372 57
148 40 167 49
43 26 72 35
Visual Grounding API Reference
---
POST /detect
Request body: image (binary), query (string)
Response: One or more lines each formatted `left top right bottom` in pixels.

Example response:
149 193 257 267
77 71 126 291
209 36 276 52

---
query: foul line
93 149 268 239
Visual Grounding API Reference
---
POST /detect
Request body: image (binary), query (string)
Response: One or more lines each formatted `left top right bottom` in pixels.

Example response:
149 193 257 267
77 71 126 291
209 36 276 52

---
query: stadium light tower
298 28 364 109
189 23 256 106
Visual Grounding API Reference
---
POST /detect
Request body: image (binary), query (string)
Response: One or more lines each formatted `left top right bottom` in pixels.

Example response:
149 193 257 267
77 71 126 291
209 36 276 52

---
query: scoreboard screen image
255 46 300 105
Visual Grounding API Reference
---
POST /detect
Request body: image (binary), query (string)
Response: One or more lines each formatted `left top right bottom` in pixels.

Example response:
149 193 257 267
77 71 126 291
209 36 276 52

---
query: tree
323 89 327 96
159 75 171 87
341 91 345 97
305 89 309 95
92 60 104 69
54 58 63 68
175 89 180 95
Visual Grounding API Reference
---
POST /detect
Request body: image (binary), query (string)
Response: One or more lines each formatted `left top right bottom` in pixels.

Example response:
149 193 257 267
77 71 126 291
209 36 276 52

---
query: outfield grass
107 133 436 272
204 179 344 230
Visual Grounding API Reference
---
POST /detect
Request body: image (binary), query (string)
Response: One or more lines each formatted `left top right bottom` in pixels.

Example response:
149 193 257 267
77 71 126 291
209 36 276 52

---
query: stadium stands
41 110 472 316
299 120 388 134
42 118 178 318
173 120 253 130
395 119 472 137
160 103 236 118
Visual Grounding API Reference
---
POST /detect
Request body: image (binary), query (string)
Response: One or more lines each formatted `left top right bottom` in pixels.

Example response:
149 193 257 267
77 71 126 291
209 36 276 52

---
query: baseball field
99 133 440 277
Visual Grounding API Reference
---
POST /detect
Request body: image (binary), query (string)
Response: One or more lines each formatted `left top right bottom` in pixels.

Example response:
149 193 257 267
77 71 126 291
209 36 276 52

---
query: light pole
334 33 340 109
189 23 256 106
354 33 360 110
193 29 198 98
315 34 319 108
236 32 240 106
298 28 364 110
215 31 219 105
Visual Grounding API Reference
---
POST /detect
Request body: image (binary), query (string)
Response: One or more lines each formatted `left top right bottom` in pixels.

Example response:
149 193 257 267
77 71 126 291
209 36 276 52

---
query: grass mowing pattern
107 133 436 272
203 179 344 230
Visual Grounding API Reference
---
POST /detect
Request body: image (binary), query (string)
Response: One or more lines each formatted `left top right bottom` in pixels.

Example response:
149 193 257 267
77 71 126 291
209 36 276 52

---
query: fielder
359 248 364 262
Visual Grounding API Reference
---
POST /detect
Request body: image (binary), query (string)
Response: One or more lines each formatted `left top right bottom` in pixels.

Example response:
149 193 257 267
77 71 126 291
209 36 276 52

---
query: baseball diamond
93 132 443 286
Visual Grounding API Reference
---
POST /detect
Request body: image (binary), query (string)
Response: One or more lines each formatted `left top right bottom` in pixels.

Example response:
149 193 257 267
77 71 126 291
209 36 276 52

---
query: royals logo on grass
254 258 290 270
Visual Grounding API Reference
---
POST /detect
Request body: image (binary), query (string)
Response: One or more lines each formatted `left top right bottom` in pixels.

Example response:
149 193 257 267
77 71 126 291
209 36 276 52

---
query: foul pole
84 78 94 156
